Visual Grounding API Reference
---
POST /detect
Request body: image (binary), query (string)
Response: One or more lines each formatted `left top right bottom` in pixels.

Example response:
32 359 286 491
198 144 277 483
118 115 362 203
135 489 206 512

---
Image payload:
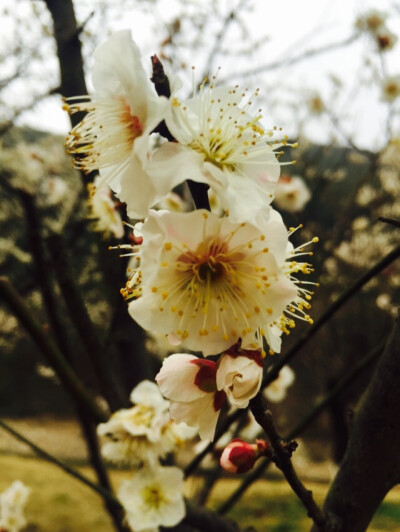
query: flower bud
220 438 269 474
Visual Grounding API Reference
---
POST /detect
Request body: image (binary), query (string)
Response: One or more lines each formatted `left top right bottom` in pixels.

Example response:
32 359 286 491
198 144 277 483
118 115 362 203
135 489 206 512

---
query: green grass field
0 454 399 531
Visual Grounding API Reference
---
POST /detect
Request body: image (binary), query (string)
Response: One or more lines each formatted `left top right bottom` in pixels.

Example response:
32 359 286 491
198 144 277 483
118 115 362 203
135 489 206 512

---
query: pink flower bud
220 439 261 474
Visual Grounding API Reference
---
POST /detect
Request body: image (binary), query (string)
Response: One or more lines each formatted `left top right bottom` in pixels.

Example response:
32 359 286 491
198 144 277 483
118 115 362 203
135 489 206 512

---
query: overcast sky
6 0 400 151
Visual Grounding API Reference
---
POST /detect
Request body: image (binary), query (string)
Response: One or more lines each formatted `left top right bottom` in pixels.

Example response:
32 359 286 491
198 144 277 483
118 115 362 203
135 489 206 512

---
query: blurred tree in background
0 1 400 531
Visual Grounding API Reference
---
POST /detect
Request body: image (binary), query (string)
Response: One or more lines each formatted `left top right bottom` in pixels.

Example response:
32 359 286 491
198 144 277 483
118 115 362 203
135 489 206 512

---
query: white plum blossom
87 176 124 238
118 465 185 531
128 208 315 356
64 30 168 218
381 75 400 103
38 177 69 207
274 175 311 213
0 481 30 532
375 28 398 51
264 365 295 403
148 83 295 224
97 380 194 465
216 346 264 408
355 10 387 34
156 353 226 440
154 191 189 212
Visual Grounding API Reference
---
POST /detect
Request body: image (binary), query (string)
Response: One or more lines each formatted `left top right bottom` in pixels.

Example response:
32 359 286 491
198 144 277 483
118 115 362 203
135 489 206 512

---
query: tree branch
219 35 358 83
263 243 400 389
0 277 107 423
218 338 384 514
312 313 400 531
250 394 336 531
46 234 128 411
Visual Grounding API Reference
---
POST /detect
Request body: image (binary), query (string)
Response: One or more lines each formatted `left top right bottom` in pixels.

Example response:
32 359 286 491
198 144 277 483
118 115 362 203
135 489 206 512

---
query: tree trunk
312 313 400 531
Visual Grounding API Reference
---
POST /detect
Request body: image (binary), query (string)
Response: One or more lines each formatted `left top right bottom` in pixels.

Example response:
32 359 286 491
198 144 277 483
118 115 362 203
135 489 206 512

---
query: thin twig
250 394 337 531
199 0 249 82
18 190 79 367
218 339 384 514
219 35 358 83
378 216 400 228
0 277 107 423
262 243 400 389
0 419 118 505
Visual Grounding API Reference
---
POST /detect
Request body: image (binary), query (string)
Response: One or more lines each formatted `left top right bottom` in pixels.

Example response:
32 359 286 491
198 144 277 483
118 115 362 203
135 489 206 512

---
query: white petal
156 354 206 402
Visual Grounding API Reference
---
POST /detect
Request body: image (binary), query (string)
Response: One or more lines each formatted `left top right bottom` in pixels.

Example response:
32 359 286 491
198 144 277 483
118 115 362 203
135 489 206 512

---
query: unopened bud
220 438 269 474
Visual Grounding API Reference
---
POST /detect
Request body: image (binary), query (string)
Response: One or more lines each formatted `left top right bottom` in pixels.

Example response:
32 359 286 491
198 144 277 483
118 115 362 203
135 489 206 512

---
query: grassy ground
1 454 399 531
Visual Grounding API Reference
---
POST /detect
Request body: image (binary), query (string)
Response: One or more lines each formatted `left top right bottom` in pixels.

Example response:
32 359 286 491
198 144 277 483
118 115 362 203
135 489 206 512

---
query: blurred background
0 1 400 530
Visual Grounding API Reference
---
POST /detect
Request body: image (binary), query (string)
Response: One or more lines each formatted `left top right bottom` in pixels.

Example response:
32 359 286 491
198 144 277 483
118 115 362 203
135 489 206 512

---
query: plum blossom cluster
0 481 30 532
355 9 398 52
97 381 194 531
87 176 124 239
274 175 311 213
65 29 317 500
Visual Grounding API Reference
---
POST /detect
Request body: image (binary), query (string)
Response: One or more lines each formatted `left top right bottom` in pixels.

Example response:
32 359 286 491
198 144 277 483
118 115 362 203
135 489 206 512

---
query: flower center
64 95 144 177
142 484 167 509
130 405 154 427
196 258 225 282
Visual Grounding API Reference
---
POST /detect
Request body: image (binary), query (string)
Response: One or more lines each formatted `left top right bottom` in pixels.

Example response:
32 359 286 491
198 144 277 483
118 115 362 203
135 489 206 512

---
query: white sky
7 0 400 151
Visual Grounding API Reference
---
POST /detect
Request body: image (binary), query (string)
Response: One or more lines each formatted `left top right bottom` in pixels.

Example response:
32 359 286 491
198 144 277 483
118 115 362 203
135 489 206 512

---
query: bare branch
218 339 385 514
0 277 107 423
312 313 400 531
219 35 358 83
250 394 336 531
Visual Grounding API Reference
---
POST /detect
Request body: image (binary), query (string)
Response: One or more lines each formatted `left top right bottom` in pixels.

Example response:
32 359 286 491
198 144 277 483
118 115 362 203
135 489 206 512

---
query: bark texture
312 313 400 531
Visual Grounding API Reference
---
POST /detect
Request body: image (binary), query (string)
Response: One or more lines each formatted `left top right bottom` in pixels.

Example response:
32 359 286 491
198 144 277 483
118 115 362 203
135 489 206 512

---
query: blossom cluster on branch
64 29 317 530
0 481 30 532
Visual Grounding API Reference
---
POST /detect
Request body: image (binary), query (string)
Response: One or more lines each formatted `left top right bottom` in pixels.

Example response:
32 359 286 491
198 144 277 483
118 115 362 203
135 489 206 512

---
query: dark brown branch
378 216 400 228
218 339 384 514
46 234 127 412
18 190 78 367
0 277 107 423
0 418 119 505
263 243 400 389
312 314 400 532
150 55 211 211
250 394 336 531
43 0 87 125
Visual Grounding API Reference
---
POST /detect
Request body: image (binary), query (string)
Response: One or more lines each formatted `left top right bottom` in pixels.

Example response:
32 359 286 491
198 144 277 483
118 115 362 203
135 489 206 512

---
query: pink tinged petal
223 343 264 367
220 439 259 474
156 354 206 402
192 359 217 393
214 389 227 412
